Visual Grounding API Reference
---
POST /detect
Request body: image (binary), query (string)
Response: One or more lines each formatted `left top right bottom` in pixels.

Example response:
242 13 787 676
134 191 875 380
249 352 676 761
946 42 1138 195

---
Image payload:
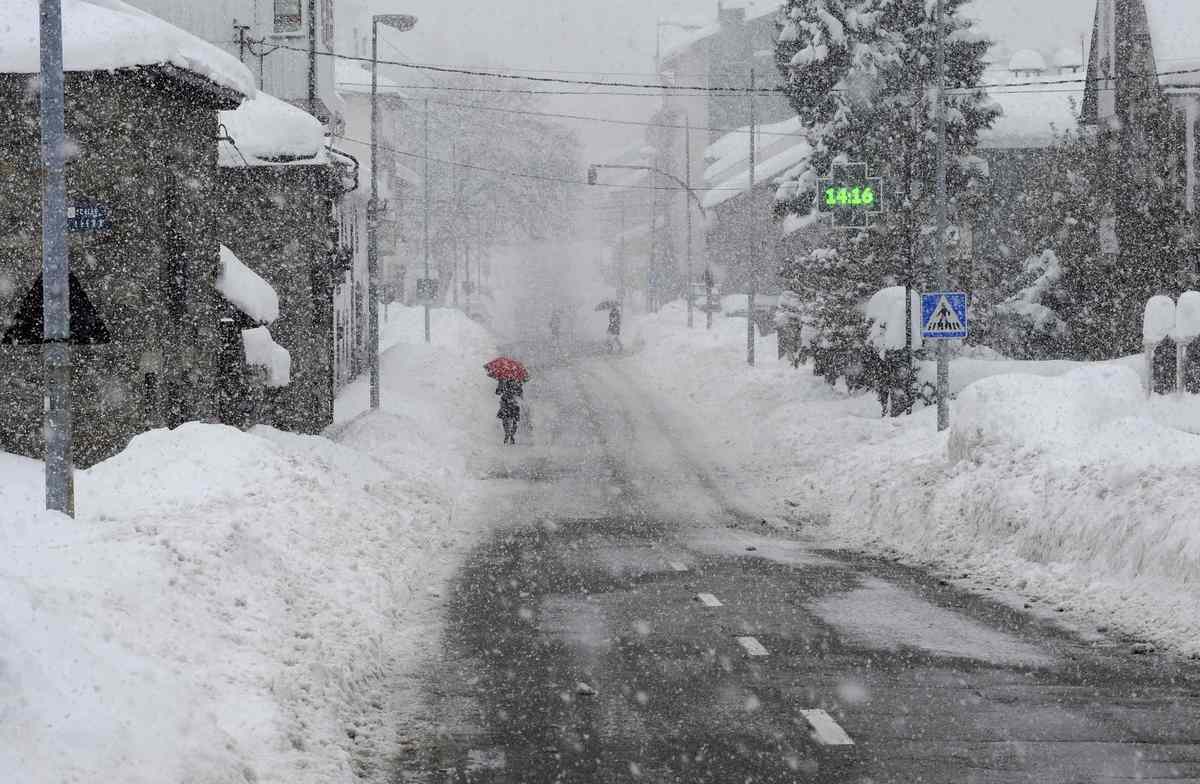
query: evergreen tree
773 0 999 377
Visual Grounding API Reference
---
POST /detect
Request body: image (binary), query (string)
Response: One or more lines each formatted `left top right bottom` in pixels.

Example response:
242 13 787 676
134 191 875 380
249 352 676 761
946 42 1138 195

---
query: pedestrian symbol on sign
921 292 968 339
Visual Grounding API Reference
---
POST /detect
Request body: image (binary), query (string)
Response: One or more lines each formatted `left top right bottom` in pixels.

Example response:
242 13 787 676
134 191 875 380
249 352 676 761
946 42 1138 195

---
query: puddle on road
813 578 1054 667
684 527 839 569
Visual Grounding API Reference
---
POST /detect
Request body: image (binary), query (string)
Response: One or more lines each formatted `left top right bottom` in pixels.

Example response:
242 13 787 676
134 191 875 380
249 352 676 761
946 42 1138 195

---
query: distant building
1082 0 1200 266
651 1 794 305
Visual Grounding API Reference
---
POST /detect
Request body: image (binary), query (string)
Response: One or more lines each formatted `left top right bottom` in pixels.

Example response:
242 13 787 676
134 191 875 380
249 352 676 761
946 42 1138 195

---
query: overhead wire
332 133 744 192
278 42 1200 95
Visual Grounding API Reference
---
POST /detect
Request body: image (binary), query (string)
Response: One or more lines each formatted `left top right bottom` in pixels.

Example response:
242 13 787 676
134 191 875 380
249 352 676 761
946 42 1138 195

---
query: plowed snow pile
0 306 496 783
623 302 1200 656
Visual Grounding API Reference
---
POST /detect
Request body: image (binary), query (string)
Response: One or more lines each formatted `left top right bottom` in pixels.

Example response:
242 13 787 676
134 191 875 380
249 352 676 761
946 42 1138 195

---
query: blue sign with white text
921 292 968 339
67 203 111 233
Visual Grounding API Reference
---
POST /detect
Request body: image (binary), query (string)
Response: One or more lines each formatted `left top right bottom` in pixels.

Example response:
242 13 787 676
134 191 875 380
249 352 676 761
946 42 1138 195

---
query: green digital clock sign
817 162 884 228
823 186 876 208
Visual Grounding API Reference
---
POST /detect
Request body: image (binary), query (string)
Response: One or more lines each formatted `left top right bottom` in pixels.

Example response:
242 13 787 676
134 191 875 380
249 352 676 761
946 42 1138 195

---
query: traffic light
587 166 598 186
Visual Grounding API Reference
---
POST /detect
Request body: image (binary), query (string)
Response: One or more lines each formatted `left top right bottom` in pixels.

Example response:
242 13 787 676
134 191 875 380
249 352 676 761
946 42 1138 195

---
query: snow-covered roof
1053 47 1084 70
219 92 328 168
703 115 811 209
0 0 254 98
661 23 721 64
1009 49 1047 72
978 70 1083 150
216 246 279 325
1146 0 1200 90
241 327 291 387
334 59 406 96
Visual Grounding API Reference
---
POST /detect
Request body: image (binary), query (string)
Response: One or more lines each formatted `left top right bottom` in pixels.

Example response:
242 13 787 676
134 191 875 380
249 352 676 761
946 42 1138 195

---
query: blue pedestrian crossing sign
921 292 968 339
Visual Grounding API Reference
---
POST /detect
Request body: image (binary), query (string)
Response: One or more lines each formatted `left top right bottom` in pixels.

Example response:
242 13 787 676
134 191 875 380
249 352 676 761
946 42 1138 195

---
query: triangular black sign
1 272 111 345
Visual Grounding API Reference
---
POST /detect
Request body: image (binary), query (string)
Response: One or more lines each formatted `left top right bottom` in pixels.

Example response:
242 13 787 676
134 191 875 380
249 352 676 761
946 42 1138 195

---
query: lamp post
369 12 417 410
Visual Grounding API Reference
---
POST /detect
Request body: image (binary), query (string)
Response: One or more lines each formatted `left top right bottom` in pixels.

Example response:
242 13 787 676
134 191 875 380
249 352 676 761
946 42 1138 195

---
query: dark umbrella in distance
594 299 621 312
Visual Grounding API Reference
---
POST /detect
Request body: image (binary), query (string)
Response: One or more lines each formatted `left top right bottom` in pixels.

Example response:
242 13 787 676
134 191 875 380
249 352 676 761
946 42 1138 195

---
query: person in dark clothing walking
496 378 523 444
607 305 623 353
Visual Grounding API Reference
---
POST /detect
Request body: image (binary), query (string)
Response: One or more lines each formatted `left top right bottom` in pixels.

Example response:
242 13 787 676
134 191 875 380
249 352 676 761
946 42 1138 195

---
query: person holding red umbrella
485 357 529 445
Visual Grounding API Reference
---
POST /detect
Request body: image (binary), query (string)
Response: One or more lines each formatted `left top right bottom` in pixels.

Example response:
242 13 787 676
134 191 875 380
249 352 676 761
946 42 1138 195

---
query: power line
333 133 745 192
280 42 1200 94
338 87 808 138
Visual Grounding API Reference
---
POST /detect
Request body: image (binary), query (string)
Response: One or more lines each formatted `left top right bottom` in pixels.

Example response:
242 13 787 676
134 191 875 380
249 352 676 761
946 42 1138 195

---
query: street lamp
369 12 418 410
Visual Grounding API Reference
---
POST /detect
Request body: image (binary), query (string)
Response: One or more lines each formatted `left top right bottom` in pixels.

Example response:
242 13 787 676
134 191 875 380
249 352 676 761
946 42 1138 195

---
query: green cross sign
817 162 884 228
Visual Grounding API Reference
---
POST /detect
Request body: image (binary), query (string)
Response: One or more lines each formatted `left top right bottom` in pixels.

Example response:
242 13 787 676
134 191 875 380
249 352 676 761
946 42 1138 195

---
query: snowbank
0 305 499 782
622 301 1200 656
217 245 280 325
0 0 255 97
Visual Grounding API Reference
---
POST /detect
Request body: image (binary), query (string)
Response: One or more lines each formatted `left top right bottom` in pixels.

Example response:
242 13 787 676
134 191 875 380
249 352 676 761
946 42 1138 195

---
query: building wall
127 0 340 122
214 165 338 432
0 71 230 466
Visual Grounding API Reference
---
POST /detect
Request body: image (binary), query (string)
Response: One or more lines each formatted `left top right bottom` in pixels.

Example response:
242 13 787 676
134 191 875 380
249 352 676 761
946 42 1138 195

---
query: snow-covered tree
773 0 999 376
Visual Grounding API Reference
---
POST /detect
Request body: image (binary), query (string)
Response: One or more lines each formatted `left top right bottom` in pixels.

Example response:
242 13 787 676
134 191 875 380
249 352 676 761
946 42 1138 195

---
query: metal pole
934 0 950 430
367 21 381 410
746 67 756 367
685 113 694 328
307 0 317 116
424 97 431 343
39 0 73 516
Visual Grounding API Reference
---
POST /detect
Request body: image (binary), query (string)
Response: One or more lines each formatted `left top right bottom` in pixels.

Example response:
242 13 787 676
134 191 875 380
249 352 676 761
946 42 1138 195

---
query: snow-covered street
389 330 1200 782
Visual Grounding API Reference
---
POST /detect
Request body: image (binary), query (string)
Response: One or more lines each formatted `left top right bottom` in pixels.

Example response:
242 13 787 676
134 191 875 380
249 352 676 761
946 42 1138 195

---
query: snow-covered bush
990 249 1069 359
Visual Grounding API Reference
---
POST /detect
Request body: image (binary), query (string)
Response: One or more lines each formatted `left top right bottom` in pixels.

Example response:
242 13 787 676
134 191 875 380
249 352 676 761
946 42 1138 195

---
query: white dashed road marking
696 593 723 607
669 561 688 572
799 709 854 746
736 636 768 656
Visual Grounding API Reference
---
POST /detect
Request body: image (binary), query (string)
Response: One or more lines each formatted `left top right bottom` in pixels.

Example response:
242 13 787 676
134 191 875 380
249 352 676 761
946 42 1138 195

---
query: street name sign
817 162 883 229
66 202 110 232
921 292 968 339
416 278 439 304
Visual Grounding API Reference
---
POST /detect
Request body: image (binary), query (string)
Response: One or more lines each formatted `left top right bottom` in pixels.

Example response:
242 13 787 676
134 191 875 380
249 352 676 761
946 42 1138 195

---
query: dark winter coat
608 307 621 335
496 380 522 420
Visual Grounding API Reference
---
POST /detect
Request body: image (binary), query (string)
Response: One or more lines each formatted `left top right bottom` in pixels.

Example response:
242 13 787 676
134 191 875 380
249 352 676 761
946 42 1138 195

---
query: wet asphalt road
390 347 1200 783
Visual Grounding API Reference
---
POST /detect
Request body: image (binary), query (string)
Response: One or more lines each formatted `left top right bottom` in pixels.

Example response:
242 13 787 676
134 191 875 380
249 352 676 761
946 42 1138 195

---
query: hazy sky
368 0 1098 156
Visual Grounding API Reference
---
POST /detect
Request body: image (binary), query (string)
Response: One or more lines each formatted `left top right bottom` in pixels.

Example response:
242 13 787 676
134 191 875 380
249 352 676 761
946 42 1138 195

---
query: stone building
214 91 340 432
0 0 253 466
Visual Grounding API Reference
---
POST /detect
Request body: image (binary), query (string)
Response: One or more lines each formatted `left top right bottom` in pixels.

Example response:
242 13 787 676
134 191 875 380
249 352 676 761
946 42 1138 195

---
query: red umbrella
485 357 529 382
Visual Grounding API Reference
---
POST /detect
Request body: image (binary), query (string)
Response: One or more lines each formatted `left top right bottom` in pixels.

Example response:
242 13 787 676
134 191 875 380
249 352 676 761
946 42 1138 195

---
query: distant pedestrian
607 304 623 353
496 378 523 445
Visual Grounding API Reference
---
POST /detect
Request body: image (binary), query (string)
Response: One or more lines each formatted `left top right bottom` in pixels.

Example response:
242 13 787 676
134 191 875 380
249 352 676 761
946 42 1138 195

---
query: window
274 0 303 35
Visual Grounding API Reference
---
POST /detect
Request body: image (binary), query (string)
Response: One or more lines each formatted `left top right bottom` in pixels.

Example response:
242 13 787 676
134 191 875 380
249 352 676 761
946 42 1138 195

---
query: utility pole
40 0 73 516
685 112 694 329
934 0 950 430
424 97 432 343
367 14 417 409
746 67 757 367
307 0 317 117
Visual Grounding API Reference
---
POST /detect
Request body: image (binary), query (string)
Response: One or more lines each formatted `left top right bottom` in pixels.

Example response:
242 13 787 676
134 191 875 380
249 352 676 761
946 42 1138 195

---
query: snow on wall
218 91 328 167
216 245 280 325
1143 294 1176 345
1176 290 1200 342
241 326 291 387
0 0 255 98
